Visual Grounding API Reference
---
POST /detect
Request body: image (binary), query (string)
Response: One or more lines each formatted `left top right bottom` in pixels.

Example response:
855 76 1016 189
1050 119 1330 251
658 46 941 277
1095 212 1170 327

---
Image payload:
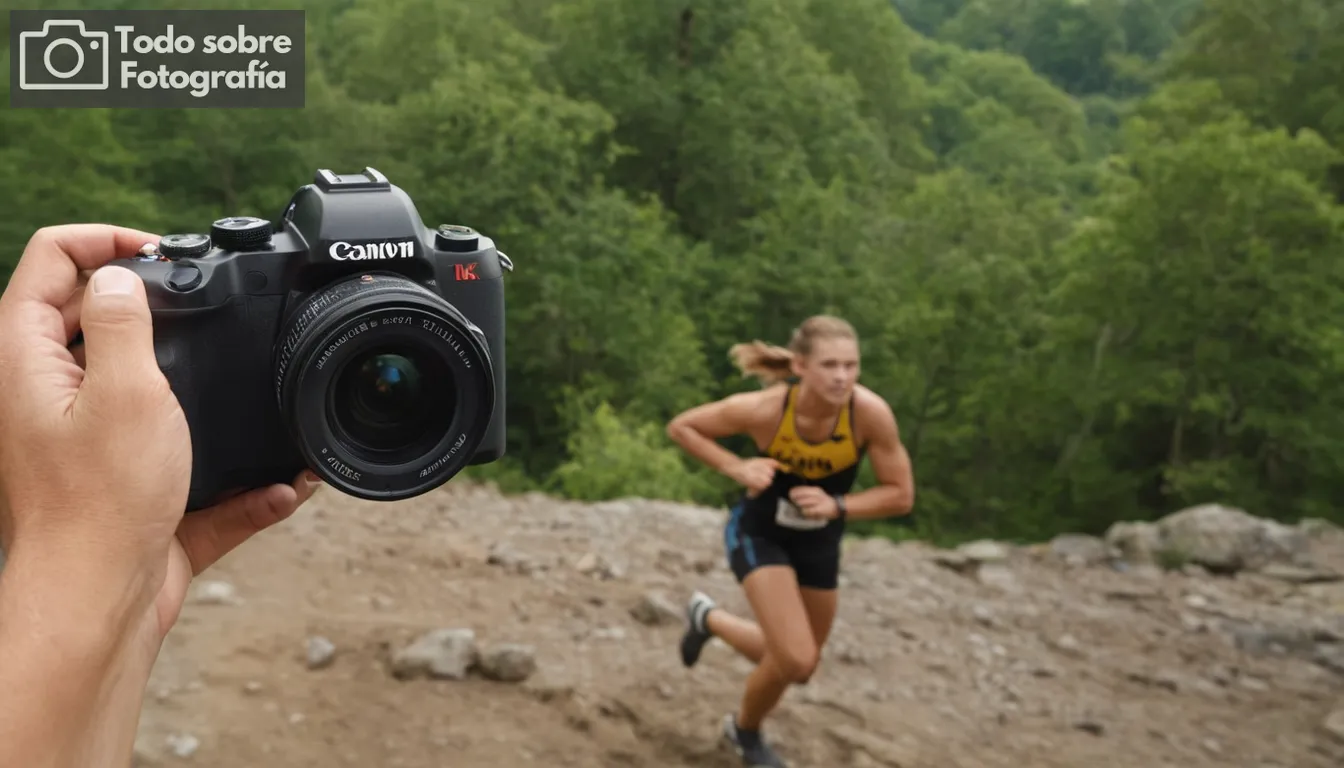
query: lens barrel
274 273 494 500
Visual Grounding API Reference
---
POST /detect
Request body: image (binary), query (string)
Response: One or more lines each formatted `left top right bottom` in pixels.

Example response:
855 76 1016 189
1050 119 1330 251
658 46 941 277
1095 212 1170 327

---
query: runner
665 315 915 767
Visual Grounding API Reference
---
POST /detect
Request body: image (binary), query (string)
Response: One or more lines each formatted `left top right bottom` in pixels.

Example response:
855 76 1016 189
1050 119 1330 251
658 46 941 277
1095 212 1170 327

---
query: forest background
2 0 1341 545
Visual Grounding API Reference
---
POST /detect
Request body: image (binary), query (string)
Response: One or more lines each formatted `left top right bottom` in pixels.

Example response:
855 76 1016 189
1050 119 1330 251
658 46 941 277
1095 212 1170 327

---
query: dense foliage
2 0 1341 543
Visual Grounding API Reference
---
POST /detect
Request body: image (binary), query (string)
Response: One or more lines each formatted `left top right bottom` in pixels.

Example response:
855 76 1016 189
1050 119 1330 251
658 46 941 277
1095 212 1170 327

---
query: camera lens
331 348 456 458
274 273 495 501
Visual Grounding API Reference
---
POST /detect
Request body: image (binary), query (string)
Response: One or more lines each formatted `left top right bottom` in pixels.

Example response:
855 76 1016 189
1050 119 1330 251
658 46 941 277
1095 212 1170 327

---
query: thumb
78 265 158 400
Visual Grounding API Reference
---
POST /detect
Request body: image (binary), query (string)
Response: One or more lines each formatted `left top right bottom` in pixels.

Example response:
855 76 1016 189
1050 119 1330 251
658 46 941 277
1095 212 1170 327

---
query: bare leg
705 585 836 665
734 565 821 730
705 608 765 663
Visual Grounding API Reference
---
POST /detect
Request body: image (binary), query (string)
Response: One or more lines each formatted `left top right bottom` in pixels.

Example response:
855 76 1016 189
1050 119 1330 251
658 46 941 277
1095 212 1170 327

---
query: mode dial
435 224 478 253
211 217 273 251
158 233 212 260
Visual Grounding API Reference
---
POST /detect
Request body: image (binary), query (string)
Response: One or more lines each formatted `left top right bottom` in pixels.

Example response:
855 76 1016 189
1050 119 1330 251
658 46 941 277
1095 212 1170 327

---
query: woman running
665 315 915 768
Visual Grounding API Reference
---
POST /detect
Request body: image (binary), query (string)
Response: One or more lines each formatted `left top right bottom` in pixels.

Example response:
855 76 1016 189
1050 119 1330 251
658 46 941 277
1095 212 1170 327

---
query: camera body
122 168 510 511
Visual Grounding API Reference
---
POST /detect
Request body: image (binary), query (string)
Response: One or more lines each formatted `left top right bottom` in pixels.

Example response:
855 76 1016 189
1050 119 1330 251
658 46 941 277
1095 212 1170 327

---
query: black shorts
723 500 841 590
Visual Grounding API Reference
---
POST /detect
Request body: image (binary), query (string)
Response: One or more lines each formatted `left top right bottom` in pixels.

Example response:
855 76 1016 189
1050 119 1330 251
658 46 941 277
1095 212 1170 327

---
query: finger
0 227 157 388
58 269 94 343
2 225 158 311
73 265 161 411
175 470 322 576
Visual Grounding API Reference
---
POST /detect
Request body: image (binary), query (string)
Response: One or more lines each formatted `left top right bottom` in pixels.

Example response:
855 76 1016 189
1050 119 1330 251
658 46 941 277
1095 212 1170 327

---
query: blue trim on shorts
724 501 742 552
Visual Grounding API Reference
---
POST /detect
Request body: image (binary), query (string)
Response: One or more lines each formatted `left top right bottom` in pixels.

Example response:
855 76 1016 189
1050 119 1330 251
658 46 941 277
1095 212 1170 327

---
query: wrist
0 533 160 661
0 540 160 763
716 456 745 477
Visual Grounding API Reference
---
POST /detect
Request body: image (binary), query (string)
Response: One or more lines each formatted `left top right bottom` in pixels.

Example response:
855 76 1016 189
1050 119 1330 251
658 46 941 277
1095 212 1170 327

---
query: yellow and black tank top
761 382 862 495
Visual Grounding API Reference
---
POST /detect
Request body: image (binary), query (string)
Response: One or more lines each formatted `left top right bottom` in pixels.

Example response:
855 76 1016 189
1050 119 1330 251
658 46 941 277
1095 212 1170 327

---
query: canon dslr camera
123 167 511 511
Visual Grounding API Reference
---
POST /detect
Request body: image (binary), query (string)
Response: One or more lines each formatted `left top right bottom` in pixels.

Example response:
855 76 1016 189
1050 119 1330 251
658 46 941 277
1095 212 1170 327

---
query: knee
775 646 820 684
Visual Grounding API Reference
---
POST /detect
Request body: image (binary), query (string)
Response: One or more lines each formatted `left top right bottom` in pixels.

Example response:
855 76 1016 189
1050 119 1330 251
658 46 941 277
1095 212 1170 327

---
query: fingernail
302 470 323 493
92 266 138 295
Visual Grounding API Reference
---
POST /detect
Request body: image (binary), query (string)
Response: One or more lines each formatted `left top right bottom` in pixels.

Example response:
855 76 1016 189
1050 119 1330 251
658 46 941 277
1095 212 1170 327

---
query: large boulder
1106 503 1310 574
1104 521 1162 565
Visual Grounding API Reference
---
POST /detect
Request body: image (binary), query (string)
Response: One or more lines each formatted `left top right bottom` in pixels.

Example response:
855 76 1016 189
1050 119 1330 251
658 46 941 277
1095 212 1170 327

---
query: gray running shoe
722 713 787 768
679 591 716 668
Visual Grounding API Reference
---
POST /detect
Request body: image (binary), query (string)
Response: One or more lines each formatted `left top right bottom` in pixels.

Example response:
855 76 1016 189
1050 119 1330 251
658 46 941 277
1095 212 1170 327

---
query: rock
1226 621 1317 657
1324 704 1344 744
1053 634 1084 658
1182 563 1211 578
592 626 627 641
1073 720 1105 736
479 643 538 683
1105 521 1161 565
932 550 975 574
390 628 478 680
1105 583 1161 601
1049 534 1112 566
976 562 1021 592
193 580 239 605
575 552 619 580
1258 563 1342 584
960 540 1010 563
1156 504 1308 574
1126 669 1181 692
1314 643 1344 675
629 591 680 626
1184 594 1210 610
1299 518 1341 539
165 733 200 759
1239 676 1270 692
306 636 336 670
835 643 871 666
487 542 535 575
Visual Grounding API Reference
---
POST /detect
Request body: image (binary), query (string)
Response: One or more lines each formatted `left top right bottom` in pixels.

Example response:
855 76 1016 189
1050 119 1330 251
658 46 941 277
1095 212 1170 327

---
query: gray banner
9 10 305 109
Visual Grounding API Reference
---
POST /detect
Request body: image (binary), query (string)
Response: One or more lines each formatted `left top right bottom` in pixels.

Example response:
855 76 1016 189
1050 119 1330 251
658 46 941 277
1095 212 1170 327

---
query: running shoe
679 590 716 668
722 714 787 767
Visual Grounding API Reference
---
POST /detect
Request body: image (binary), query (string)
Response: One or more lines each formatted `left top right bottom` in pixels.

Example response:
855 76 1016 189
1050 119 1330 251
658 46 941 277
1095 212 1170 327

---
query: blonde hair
728 315 857 385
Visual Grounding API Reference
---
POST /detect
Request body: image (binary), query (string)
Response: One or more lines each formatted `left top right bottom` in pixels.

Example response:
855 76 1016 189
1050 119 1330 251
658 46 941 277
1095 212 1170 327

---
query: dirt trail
132 482 1344 767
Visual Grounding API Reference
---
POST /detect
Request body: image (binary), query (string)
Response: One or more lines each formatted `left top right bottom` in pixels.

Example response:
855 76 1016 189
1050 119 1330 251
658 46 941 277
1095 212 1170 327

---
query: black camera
123 167 511 512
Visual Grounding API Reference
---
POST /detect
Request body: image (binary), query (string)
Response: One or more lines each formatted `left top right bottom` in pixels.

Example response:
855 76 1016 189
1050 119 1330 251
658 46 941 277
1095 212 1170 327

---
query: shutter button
166 264 203 291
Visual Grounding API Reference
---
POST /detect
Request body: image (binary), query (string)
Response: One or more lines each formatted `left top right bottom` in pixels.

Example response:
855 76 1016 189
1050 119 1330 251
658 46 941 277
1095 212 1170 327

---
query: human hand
0 225 321 658
728 457 781 496
788 485 839 520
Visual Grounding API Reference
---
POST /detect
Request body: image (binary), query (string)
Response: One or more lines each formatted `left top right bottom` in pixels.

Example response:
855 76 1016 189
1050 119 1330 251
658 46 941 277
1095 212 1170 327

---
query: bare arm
665 392 763 476
842 395 915 520
0 543 158 768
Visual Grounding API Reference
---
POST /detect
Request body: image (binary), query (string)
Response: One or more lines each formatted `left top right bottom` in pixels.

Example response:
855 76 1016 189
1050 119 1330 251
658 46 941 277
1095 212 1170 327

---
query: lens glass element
330 345 456 461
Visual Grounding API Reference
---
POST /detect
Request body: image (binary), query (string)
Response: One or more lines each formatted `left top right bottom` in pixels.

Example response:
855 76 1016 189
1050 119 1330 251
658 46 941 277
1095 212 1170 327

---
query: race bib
775 497 828 531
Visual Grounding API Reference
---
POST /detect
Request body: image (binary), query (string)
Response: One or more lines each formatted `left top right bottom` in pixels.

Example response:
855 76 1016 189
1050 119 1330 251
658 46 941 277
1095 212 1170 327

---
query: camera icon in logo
18 19 110 91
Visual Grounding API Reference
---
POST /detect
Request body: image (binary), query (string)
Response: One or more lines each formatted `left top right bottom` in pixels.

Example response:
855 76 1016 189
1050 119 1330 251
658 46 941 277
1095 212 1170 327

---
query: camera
18 19 110 91
121 167 511 511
